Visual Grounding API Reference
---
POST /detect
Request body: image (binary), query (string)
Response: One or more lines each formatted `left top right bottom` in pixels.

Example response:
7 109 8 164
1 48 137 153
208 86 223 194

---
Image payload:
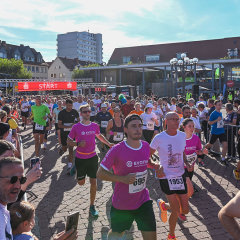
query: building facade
0 40 48 79
48 57 88 82
57 31 103 64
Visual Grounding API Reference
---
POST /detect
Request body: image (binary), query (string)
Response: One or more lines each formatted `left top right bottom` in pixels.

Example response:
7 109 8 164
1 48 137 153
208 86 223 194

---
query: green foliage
72 63 101 79
0 58 31 79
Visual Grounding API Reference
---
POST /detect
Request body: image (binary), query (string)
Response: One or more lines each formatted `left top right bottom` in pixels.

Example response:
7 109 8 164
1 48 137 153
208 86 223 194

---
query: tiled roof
58 57 89 70
108 36 240 65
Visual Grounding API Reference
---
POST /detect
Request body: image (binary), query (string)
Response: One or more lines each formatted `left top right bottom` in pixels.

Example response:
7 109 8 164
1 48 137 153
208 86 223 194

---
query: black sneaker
221 160 229 166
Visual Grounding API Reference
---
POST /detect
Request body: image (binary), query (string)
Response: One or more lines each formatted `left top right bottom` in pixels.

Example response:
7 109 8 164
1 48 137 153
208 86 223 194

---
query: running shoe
233 169 240 180
198 161 205 167
90 205 99 217
70 165 76 176
59 148 64 156
178 214 187 221
66 167 71 176
157 199 167 223
167 234 177 240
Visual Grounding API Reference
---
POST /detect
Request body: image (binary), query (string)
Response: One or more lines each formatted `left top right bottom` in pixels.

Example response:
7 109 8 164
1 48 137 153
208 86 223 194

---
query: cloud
0 27 18 38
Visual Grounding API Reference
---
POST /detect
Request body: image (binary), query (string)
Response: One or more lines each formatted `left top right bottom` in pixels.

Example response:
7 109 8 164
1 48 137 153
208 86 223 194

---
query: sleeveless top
109 118 124 143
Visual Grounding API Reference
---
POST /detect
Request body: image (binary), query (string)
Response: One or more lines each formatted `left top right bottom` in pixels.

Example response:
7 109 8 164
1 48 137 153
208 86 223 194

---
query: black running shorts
110 200 156 233
75 155 98 180
159 172 188 195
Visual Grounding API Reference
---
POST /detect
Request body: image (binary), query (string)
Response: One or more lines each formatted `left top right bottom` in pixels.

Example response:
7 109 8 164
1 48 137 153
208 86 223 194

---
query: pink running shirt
185 134 202 166
68 122 100 159
100 140 151 210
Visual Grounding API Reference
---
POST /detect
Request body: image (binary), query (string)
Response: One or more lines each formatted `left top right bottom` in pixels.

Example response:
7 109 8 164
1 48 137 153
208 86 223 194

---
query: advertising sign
18 81 77 92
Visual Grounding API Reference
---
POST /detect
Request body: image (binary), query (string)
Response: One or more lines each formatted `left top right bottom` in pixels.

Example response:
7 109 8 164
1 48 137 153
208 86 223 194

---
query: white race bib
101 121 108 128
147 122 154 130
186 152 197 165
129 170 148 194
35 123 44 130
64 123 72 132
113 132 124 141
217 120 224 128
167 176 185 191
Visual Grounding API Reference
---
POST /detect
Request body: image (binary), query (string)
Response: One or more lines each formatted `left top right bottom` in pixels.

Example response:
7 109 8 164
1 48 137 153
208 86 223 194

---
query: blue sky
0 0 240 62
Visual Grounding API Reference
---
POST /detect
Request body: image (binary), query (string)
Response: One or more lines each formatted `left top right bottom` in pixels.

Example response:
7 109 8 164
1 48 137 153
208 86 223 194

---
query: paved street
21 126 240 240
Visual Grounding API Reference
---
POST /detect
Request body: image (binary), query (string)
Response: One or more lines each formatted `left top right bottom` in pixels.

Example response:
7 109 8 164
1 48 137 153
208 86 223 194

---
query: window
27 66 31 71
36 67 39 73
59 73 65 78
14 54 20 60
54 74 56 78
122 56 131 64
145 54 160 62
0 52 7 58
51 74 54 78
32 66 35 72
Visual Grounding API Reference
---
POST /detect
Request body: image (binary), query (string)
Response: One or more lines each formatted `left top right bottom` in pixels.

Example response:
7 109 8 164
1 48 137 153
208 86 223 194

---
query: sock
44 142 47 148
168 234 175 238
68 162 72 168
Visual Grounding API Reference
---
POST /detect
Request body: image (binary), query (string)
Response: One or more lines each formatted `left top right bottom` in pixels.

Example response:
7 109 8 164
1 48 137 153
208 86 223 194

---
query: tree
0 58 31 79
72 63 101 79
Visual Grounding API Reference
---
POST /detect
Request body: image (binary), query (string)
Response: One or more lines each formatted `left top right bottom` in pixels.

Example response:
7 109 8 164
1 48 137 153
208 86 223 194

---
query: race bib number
217 120 224 128
129 170 148 194
167 176 185 191
147 122 154 130
113 132 124 141
101 121 108 128
186 152 197 165
35 123 44 130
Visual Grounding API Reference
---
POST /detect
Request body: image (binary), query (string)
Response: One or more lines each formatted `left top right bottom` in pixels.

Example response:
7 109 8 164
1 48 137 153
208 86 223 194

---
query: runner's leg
141 231 157 240
34 133 40 157
166 194 180 236
89 178 97 206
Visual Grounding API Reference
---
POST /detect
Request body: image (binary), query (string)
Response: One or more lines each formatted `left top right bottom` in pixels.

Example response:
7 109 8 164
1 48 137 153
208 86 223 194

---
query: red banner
18 81 77 92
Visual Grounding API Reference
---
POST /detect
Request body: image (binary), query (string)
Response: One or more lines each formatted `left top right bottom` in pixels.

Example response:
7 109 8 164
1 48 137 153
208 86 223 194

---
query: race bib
186 152 198 165
217 120 224 128
167 176 185 191
129 170 147 194
64 123 72 132
113 132 124 141
35 123 44 130
101 121 108 128
147 122 154 130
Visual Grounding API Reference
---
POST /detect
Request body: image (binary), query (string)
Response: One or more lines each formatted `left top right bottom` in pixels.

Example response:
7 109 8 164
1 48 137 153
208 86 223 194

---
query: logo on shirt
81 131 86 135
133 160 149 167
167 144 181 168
81 130 95 135
126 161 133 167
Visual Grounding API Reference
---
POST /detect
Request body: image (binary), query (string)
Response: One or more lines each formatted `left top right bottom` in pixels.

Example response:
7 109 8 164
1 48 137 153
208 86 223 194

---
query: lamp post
170 53 198 97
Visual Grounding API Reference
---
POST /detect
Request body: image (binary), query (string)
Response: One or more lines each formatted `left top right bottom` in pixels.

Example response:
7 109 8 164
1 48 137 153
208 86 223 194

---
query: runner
140 103 158 143
205 100 228 165
150 112 190 240
130 102 144 116
31 95 51 158
58 98 79 175
97 114 158 240
95 103 112 151
67 104 113 217
20 96 30 130
106 107 125 144
53 100 63 146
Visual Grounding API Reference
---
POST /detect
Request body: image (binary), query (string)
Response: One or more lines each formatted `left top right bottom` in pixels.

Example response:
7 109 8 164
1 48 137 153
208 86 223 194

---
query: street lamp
170 54 198 96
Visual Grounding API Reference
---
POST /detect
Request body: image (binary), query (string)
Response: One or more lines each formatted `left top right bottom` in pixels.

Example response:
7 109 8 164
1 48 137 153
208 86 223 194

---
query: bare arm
218 191 240 240
106 119 113 136
96 134 113 148
96 166 136 184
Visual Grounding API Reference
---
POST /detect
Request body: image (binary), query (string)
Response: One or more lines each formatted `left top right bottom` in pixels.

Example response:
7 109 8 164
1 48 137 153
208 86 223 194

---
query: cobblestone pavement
21 126 240 240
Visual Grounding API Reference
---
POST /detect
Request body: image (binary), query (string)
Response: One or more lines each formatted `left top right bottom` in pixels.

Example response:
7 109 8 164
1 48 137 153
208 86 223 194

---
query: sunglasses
82 110 91 114
0 176 27 184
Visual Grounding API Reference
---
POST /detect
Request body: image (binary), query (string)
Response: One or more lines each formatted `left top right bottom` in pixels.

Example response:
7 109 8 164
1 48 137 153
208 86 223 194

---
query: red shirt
121 104 134 118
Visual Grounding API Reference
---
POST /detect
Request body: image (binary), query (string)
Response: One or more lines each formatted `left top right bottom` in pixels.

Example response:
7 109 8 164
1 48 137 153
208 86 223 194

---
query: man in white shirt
179 106 201 133
73 95 87 113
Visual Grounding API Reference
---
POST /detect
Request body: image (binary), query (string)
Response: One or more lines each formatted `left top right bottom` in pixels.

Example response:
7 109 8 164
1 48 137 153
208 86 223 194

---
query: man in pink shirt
67 104 113 217
97 114 159 240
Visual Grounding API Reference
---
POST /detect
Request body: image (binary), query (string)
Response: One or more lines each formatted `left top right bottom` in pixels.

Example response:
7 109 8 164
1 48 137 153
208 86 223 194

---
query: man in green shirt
31 95 51 157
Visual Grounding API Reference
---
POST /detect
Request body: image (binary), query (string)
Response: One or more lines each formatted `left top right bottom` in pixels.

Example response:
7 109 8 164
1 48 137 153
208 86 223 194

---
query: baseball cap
101 103 107 108
145 103 153 109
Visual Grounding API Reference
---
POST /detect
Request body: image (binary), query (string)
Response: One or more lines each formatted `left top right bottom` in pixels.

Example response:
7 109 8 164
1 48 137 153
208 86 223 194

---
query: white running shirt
150 131 186 179
140 112 157 130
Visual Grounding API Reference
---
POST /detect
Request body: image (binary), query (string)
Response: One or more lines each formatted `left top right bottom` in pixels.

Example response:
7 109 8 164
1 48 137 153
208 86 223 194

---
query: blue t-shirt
209 110 225 135
52 103 58 110
14 234 34 240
